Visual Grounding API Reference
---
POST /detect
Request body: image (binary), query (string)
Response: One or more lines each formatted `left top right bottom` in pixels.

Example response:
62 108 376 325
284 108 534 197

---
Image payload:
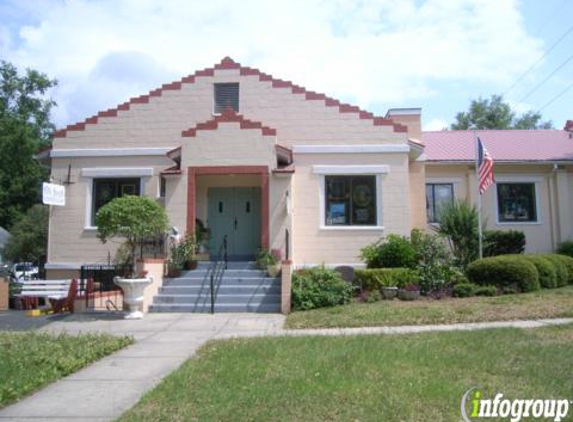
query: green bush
355 268 420 292
453 283 476 298
556 240 573 258
466 256 540 292
360 235 416 269
555 254 573 284
410 229 456 294
473 285 498 296
521 255 557 289
483 230 526 256
541 255 570 286
291 266 353 311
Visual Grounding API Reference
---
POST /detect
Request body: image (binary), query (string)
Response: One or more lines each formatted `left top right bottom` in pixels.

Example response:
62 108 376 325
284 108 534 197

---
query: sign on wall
42 182 66 206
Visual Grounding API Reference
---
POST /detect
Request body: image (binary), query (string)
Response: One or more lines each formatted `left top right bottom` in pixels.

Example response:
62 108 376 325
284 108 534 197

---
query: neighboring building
0 227 10 264
40 57 426 279
423 123 573 253
39 57 573 280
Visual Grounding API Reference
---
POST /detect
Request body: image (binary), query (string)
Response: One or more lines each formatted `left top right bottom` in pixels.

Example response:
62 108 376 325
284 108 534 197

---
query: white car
10 262 39 283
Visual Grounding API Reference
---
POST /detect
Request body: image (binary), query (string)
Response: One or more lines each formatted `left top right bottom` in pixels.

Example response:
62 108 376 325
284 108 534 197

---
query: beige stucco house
41 57 573 282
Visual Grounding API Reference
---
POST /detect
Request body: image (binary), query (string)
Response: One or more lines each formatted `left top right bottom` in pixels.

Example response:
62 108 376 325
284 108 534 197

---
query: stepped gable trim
53 56 408 138
181 109 277 137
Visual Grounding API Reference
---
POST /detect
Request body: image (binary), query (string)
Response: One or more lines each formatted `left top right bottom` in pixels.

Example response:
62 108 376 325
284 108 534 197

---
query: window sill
84 226 98 231
320 225 385 231
495 221 542 226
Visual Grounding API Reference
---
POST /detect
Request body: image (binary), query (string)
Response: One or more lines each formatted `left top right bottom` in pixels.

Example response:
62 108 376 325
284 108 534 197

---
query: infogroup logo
461 388 571 422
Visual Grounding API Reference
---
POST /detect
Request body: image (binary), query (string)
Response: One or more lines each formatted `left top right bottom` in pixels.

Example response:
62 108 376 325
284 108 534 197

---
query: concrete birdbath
114 276 153 319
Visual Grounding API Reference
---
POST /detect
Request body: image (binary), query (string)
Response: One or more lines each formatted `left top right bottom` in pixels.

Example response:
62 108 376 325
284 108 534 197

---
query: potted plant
398 283 421 301
181 233 198 270
381 286 399 300
256 249 281 277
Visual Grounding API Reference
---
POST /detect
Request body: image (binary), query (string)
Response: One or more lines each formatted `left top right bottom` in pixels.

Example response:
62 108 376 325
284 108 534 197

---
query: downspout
548 163 560 250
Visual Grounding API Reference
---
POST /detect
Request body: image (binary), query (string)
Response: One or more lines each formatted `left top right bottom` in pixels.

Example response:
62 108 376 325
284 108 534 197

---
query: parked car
10 262 39 283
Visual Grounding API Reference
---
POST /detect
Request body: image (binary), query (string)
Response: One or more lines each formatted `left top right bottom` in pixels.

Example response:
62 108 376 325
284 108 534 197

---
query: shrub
466 256 540 293
556 240 573 258
555 254 573 284
355 268 419 291
291 266 353 311
483 230 526 256
541 255 570 286
521 255 557 289
360 235 416 268
453 283 476 298
433 200 479 268
473 285 498 297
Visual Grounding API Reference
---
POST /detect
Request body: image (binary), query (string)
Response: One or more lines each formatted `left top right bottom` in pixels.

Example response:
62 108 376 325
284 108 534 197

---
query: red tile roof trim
53 56 408 138
181 109 277 138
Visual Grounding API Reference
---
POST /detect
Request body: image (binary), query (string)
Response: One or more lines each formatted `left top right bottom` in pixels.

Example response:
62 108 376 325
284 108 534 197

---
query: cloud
0 0 542 126
423 118 449 131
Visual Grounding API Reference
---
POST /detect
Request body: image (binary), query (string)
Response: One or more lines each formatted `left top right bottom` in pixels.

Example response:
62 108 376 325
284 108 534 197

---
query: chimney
564 120 573 132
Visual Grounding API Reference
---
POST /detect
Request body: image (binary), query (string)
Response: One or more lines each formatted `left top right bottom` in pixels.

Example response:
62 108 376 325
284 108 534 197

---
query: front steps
150 261 281 313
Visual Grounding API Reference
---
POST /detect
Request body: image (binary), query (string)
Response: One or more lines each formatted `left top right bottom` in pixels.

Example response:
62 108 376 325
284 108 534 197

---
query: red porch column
260 171 269 249
186 168 197 234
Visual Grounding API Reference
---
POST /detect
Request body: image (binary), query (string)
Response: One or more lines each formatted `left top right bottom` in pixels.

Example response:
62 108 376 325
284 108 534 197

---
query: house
423 124 573 252
41 57 426 281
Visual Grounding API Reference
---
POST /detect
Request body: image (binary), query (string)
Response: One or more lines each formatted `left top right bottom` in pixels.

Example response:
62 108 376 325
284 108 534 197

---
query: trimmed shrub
521 255 557 289
355 268 419 291
466 256 540 292
541 255 570 286
555 254 573 284
556 240 573 258
473 285 498 297
483 230 526 256
291 266 354 311
453 283 476 298
360 235 416 269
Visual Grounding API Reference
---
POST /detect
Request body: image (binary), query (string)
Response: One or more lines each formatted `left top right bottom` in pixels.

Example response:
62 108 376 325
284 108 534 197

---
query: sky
0 0 571 132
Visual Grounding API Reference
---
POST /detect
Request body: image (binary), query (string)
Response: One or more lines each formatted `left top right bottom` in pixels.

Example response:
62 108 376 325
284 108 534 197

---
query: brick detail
52 56 408 138
181 109 277 138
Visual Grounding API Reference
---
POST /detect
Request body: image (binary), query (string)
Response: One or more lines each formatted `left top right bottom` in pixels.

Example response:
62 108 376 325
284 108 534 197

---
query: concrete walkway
0 313 572 421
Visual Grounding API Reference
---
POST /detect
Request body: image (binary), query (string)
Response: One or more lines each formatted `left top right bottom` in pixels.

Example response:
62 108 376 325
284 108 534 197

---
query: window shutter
214 83 239 113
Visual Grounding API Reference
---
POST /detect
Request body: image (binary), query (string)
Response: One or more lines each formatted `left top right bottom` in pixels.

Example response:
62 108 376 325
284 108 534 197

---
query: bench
17 279 88 312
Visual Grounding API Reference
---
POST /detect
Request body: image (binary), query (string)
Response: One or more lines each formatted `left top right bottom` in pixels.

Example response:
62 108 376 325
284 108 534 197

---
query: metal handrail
207 235 228 314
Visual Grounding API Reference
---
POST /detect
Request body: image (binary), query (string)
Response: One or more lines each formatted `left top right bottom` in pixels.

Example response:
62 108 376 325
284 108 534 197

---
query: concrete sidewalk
0 314 572 421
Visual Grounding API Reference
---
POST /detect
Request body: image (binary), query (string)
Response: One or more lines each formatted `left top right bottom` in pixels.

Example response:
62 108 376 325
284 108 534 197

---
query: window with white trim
92 178 141 224
325 176 377 226
214 83 239 114
426 183 454 223
497 183 537 223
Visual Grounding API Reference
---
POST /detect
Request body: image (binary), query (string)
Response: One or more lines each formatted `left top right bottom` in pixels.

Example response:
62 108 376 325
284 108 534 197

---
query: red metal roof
422 129 573 162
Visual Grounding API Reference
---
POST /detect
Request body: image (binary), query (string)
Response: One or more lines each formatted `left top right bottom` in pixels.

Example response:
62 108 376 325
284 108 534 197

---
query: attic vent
214 83 239 114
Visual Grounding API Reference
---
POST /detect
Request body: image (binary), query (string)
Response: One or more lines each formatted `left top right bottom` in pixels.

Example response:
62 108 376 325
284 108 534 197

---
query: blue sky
0 0 571 131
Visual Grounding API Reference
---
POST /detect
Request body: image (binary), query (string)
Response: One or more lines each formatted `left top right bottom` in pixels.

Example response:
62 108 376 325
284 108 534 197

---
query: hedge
466 256 540 292
555 254 573 284
355 268 419 291
556 240 573 258
291 266 353 311
540 255 570 287
521 255 557 289
483 230 526 256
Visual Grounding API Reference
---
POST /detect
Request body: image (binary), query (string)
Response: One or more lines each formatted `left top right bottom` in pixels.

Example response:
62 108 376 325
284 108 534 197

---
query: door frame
187 166 269 249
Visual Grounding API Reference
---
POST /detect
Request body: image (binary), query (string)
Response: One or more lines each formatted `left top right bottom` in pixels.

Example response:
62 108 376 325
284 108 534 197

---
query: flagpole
474 130 483 259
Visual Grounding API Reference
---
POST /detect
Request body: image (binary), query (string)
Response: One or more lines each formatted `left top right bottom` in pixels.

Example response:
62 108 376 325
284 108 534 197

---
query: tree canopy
3 204 49 265
0 61 57 229
451 95 553 130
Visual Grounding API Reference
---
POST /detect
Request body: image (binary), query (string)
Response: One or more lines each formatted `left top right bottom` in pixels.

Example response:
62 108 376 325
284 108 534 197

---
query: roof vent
214 83 239 114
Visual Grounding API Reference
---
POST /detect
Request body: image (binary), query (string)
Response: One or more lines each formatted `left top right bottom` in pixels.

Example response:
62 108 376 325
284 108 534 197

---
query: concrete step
195 261 258 271
153 293 281 305
149 302 281 313
163 276 280 287
178 269 268 278
159 284 281 295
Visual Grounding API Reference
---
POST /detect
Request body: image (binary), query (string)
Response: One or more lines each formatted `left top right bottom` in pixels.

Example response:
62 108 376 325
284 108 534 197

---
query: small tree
4 204 48 265
432 200 479 269
96 196 169 269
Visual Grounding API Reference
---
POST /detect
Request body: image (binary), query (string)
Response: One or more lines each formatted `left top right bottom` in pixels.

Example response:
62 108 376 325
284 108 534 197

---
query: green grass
118 324 573 422
286 285 573 329
0 332 133 407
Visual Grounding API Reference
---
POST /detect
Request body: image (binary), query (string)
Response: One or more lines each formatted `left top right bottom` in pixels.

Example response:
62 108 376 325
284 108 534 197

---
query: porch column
186 168 197 234
261 171 270 248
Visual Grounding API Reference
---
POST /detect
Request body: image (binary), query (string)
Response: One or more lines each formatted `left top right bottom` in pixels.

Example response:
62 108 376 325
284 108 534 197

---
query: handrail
207 235 228 314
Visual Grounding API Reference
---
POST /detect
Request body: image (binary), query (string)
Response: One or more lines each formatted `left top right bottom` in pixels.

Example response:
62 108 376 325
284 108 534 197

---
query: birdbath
113 276 153 319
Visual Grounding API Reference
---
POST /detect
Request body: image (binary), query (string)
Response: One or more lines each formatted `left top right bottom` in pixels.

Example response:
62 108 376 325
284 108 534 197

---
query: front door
207 187 261 260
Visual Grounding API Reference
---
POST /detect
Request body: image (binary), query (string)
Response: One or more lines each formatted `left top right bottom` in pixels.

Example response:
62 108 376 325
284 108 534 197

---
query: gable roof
53 57 407 139
423 129 573 162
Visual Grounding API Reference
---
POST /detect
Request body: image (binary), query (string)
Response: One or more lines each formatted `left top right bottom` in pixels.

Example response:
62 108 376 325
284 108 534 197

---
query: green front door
207 187 261 260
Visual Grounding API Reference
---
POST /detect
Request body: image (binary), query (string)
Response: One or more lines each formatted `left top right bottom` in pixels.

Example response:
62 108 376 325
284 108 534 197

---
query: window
426 183 454 223
214 83 239 114
92 178 140 224
159 177 166 198
497 183 537 223
325 176 377 226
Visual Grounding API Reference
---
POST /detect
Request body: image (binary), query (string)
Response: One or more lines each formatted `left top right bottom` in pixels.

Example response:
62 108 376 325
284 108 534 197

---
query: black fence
80 264 133 311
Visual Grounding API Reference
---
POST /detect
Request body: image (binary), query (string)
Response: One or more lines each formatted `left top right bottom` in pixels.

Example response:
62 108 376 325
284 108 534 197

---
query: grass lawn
285 285 573 329
0 332 133 407
118 324 573 422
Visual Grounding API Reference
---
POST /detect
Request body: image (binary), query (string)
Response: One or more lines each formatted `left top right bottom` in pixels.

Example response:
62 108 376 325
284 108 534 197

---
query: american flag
478 137 494 194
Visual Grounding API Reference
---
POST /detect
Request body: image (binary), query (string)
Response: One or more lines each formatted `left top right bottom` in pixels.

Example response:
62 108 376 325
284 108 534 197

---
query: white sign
42 182 66 206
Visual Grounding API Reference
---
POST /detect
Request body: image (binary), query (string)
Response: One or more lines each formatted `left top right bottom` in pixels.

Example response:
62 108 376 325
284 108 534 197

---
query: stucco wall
425 163 573 253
